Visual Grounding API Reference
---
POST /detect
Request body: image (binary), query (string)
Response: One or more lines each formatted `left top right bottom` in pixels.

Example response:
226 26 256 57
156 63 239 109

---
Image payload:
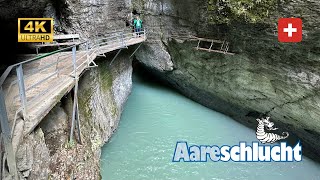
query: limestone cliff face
3 0 320 178
0 0 131 37
47 0 132 40
0 0 132 58
13 55 132 179
133 0 320 160
2 0 135 178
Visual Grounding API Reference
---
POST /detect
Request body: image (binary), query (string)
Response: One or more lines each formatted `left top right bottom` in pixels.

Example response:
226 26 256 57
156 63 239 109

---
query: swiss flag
278 18 302 43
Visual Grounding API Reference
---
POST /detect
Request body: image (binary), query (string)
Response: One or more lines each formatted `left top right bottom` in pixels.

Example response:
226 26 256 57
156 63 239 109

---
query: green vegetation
98 63 113 92
132 0 146 16
78 88 93 120
97 61 118 119
110 101 118 118
65 140 76 149
207 0 284 24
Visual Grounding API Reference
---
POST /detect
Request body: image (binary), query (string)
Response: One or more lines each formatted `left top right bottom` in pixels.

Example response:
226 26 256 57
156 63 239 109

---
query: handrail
89 30 145 53
0 27 146 179
0 28 145 113
0 41 87 87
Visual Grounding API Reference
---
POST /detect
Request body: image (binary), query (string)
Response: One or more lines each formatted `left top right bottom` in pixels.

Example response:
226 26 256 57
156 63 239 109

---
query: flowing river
101 74 320 180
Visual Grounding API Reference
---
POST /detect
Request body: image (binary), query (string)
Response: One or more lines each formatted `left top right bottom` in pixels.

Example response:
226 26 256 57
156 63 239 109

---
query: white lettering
271 146 281 161
220 146 230 162
172 142 302 162
240 142 252 161
293 142 302 161
190 146 200 161
173 142 190 162
230 146 240 161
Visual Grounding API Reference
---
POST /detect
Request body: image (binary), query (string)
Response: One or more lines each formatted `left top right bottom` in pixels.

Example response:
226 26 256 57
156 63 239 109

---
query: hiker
134 16 143 37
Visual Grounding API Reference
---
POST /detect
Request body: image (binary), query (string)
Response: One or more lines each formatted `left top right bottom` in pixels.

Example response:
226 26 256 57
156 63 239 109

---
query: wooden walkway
1 29 234 178
0 30 146 178
170 33 234 55
2 34 145 137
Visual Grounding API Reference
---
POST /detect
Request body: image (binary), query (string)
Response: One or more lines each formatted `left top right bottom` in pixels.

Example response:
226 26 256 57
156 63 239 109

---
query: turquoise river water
101 75 320 180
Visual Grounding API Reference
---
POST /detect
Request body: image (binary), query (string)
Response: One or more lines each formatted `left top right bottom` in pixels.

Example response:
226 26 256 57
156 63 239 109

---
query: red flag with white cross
278 18 302 43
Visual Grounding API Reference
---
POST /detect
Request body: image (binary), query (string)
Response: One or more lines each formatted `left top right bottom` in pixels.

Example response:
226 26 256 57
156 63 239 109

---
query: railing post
16 64 28 119
209 40 214 50
72 46 77 78
70 46 77 143
143 28 146 40
86 41 89 66
117 32 120 47
220 41 225 51
70 46 82 144
0 88 18 180
86 41 89 52
121 32 124 48
197 40 201 50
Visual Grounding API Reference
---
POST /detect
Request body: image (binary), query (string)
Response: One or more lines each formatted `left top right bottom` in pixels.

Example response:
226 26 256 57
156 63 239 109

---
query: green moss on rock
207 0 284 24
98 62 114 92
132 0 146 15
78 88 93 121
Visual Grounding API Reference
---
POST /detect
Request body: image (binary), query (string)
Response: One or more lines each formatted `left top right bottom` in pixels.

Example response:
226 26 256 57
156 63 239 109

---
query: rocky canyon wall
10 54 132 179
133 0 320 161
1 0 136 178
1 0 320 178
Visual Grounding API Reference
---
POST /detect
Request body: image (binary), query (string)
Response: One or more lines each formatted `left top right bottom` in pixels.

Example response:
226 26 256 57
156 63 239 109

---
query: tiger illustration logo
256 117 289 144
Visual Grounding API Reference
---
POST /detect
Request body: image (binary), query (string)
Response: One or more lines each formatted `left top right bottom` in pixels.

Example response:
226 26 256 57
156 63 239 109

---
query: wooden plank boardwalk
2 35 145 137
1 29 237 178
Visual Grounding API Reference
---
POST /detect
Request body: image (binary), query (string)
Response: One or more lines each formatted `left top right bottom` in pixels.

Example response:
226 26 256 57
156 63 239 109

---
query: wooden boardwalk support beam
167 34 234 55
197 40 201 50
0 30 146 178
22 36 146 136
0 32 146 177
209 40 214 50
194 37 224 44
193 36 234 55
195 47 235 55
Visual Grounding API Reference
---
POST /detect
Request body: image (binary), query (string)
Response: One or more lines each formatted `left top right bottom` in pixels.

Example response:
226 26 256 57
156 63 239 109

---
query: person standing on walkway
134 16 143 37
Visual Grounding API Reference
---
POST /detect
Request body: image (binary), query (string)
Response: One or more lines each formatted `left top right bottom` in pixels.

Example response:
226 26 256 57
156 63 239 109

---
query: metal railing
136 26 199 43
0 28 146 179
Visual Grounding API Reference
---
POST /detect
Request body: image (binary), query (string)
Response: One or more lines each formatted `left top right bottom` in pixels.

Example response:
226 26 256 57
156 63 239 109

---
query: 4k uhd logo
278 18 302 43
18 18 53 42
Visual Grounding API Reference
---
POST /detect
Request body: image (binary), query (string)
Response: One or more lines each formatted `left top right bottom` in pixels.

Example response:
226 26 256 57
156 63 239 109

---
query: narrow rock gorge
134 0 320 161
1 0 134 178
12 54 132 179
1 0 320 179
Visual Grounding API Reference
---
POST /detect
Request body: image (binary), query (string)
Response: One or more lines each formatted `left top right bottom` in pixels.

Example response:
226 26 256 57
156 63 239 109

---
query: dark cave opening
51 0 71 27
132 9 139 15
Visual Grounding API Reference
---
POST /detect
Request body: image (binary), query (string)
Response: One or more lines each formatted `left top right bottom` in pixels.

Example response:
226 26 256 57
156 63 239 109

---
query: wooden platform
195 47 235 55
194 36 234 55
3 36 145 136
170 34 235 55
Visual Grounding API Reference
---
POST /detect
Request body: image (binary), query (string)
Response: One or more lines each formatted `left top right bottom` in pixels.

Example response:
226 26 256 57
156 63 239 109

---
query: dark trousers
135 27 141 36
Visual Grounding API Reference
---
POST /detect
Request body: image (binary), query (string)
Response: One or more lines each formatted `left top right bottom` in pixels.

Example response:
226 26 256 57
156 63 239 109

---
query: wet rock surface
10 54 132 179
2 0 134 178
134 0 320 161
2 0 320 178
